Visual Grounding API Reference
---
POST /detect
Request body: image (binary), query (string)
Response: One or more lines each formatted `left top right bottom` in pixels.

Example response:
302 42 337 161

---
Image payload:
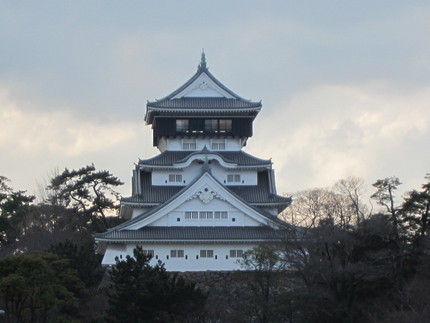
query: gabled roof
138 149 271 168
145 55 262 124
101 171 288 239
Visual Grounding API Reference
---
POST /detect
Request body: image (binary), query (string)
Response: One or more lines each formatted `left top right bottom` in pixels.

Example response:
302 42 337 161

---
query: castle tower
95 54 291 271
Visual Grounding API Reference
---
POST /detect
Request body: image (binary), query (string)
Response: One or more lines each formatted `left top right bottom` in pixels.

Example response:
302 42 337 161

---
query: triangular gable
118 172 283 231
171 72 235 99
147 63 256 105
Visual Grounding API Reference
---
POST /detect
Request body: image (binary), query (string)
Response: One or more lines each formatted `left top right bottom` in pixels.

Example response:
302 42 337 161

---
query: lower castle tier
94 54 291 271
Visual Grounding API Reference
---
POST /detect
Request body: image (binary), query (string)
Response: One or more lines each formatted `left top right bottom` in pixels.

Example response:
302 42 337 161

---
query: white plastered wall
101 242 258 271
160 137 243 152
151 161 258 186
149 195 262 227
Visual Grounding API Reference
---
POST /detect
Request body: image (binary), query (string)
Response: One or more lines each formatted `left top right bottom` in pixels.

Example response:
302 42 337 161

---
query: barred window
200 250 214 258
199 211 213 219
229 250 244 258
183 141 196 150
227 174 241 183
176 119 189 132
185 211 199 219
141 249 154 257
214 211 228 219
211 142 225 150
204 119 218 131
169 174 182 183
170 250 184 258
219 119 232 132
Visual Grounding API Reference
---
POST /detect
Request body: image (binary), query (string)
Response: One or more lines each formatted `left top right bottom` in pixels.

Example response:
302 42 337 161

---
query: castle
94 54 291 271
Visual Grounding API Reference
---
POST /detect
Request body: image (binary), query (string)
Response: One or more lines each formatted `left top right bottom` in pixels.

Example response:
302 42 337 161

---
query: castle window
142 249 154 257
227 174 241 183
176 119 189 132
200 250 214 258
229 250 244 258
205 119 218 132
199 211 213 219
170 250 184 258
214 211 228 219
183 140 196 150
185 211 198 219
169 174 182 183
204 119 232 133
219 119 232 132
211 141 225 150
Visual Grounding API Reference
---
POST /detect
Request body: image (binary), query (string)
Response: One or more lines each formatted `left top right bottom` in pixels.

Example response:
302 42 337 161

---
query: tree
47 165 123 232
334 176 369 225
108 246 206 322
240 245 291 323
0 176 35 248
401 174 430 242
281 183 367 232
0 252 84 322
49 239 103 288
291 214 409 323
371 177 402 239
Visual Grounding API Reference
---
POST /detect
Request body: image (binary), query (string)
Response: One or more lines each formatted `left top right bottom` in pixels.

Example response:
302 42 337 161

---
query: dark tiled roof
138 150 271 167
121 187 182 204
121 170 291 209
145 66 261 124
95 226 289 242
229 172 291 205
122 172 182 204
147 97 261 110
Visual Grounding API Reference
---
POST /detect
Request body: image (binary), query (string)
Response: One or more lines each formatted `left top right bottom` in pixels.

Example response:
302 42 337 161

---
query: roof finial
198 50 207 70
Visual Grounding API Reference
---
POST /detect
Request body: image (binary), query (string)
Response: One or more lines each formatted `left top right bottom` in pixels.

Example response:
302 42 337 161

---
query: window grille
176 119 189 132
183 141 196 150
169 174 182 183
185 211 198 219
227 174 241 183
229 250 244 258
170 250 184 258
211 142 225 150
200 250 214 258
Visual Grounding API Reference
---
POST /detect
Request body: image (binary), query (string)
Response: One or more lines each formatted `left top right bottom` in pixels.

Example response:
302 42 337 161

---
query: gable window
185 211 198 219
176 119 189 132
229 249 244 258
199 211 213 219
170 250 184 258
169 174 182 183
200 250 214 258
214 211 228 219
227 174 241 183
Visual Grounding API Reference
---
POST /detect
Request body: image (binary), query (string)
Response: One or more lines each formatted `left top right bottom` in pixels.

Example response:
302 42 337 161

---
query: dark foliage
107 246 207 323
0 176 35 248
0 252 84 323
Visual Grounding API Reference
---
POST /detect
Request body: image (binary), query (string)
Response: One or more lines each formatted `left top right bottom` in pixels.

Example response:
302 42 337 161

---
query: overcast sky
1 1 429 202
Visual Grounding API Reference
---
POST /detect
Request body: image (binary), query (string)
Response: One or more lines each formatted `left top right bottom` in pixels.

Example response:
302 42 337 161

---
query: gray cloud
0 1 429 199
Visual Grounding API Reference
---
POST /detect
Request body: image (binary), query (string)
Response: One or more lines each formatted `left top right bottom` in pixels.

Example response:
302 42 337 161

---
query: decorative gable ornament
188 187 225 204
